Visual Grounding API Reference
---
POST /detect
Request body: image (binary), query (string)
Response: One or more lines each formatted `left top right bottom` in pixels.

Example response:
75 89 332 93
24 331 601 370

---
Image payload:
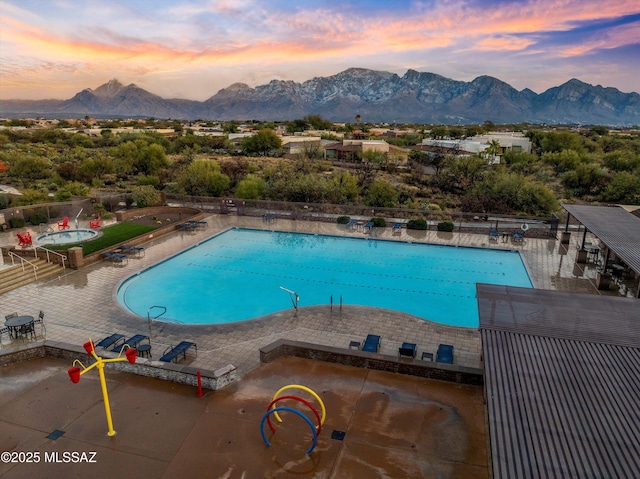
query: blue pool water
117 228 532 327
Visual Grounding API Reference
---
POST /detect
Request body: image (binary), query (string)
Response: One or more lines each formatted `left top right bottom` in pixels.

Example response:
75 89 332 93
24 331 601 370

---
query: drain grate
331 430 346 441
46 429 65 440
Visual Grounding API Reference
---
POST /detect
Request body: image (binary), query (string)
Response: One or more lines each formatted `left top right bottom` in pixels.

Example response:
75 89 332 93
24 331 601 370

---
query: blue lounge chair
111 334 148 353
346 219 357 229
512 231 524 243
393 223 402 234
363 221 374 233
95 333 124 350
436 344 454 364
101 252 128 265
119 245 145 257
362 334 380 353
399 342 416 358
489 229 499 241
159 341 197 363
178 222 197 233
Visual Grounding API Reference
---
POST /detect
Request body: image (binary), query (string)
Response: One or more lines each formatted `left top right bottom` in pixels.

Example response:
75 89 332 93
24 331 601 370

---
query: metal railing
8 251 39 281
34 246 67 270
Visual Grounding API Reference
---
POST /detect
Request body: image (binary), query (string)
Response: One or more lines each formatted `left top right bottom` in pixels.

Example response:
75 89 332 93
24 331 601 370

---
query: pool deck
0 214 626 377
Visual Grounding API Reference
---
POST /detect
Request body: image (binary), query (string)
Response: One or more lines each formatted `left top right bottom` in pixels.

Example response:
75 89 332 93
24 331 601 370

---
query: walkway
0 214 627 377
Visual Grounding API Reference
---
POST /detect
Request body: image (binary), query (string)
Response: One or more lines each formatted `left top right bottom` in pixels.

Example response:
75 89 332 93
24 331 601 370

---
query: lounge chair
436 344 454 364
58 216 70 230
95 333 125 350
393 223 402 234
489 229 499 242
101 252 128 265
111 334 148 353
346 219 357 229
512 231 524 243
178 222 197 233
363 221 374 233
159 341 197 363
398 342 417 358
89 216 101 229
362 334 381 353
186 220 208 230
119 245 145 257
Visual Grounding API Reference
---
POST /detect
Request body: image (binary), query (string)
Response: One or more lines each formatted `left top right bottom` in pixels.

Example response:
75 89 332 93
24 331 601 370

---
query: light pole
68 338 137 436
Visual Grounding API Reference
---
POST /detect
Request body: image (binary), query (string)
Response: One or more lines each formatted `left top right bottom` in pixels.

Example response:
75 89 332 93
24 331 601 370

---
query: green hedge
371 217 386 227
337 215 351 224
437 221 455 232
29 212 48 226
9 217 25 229
407 219 428 230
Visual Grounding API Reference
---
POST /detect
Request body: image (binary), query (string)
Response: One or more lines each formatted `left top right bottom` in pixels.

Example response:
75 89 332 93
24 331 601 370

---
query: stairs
0 259 66 295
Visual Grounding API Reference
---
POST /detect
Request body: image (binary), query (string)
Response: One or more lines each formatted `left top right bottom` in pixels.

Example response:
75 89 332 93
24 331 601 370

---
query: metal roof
477 284 640 479
562 204 640 274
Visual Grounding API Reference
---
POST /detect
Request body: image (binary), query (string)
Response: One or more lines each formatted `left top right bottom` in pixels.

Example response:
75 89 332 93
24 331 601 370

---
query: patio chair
17 232 33 247
95 333 125 350
489 229 500 242
5 312 18 321
58 216 70 230
159 341 197 363
398 342 417 358
393 223 402 235
0 326 11 345
363 221 374 233
89 216 101 229
512 231 524 243
436 344 454 364
362 334 381 353
111 334 149 353
33 310 46 335
346 219 357 230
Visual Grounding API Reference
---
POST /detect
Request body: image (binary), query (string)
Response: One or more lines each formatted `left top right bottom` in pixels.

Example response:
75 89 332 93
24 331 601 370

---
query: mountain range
1 68 639 125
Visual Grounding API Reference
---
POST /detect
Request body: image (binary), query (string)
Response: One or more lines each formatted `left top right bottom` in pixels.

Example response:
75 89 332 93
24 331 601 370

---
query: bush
9 217 25 229
371 217 386 227
132 185 161 208
337 216 351 224
437 221 454 232
407 218 428 230
29 212 48 225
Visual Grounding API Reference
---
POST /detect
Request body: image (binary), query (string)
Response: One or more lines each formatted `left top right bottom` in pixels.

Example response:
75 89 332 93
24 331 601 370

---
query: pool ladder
147 305 167 334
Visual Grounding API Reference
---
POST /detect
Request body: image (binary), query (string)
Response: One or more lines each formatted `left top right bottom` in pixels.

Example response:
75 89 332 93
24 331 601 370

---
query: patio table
5 315 34 339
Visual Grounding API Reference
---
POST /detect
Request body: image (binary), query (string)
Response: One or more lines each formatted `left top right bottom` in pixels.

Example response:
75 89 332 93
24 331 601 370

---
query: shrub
132 185 161 208
371 217 386 227
29 212 48 225
437 221 454 232
337 216 351 224
9 217 25 229
407 218 428 230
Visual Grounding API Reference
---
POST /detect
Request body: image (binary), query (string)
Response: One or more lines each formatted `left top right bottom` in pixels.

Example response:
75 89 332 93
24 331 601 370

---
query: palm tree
485 139 501 164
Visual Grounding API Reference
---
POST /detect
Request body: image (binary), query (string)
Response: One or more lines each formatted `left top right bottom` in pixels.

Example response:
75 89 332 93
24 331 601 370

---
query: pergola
562 204 640 298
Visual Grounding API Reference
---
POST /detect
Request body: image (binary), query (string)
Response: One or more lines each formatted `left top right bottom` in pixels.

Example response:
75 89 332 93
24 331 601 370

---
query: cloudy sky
1 0 639 100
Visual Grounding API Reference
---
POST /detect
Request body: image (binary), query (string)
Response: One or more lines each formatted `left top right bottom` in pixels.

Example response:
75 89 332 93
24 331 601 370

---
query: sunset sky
1 0 639 101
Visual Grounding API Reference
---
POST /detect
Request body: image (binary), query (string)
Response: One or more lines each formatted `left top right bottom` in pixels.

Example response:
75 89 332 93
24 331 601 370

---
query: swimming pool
117 228 532 327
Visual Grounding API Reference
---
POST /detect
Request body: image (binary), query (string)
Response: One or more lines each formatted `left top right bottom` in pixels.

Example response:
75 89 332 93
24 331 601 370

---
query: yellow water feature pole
68 338 138 437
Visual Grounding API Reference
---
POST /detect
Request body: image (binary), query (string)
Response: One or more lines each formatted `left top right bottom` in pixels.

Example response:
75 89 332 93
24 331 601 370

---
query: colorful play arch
259 384 326 454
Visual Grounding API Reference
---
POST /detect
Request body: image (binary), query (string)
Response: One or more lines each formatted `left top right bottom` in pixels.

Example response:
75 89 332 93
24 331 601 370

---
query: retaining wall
260 339 483 386
0 340 237 391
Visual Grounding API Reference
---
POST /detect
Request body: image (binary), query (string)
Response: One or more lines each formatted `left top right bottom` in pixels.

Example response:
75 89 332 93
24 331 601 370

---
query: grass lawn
50 223 156 255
